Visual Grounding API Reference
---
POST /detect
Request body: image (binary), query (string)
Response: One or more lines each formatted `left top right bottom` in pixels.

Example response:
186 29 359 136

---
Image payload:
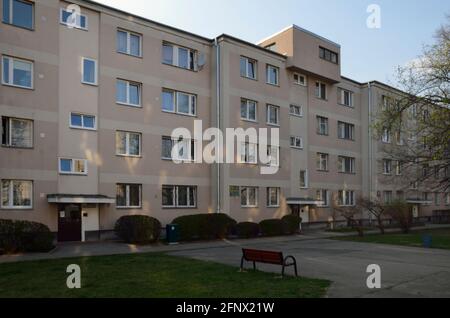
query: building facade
1 0 448 241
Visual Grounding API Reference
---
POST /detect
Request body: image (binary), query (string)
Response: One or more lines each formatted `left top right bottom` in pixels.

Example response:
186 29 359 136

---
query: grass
0 253 330 298
334 228 450 250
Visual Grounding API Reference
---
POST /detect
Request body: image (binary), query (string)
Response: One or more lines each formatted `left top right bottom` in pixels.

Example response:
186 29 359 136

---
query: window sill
339 172 357 175
2 21 34 31
70 126 97 131
117 51 143 59
338 103 354 108
241 206 258 209
161 157 196 163
293 82 307 87
290 114 303 118
81 81 98 87
59 173 88 176
116 154 142 159
267 205 280 208
60 22 88 32
241 119 258 124
241 75 258 81
317 170 329 173
1 145 33 150
162 62 198 72
161 110 197 118
162 206 198 210
338 138 355 142
0 207 33 210
266 122 280 127
266 82 280 87
290 147 304 150
116 206 143 210
316 97 328 101
1 82 34 90
117 102 142 108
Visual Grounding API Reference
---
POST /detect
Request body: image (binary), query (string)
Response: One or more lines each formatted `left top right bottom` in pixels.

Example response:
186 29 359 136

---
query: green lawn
0 253 330 298
334 228 450 250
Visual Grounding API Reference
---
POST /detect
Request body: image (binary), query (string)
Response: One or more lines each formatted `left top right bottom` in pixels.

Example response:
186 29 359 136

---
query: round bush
259 219 285 237
114 215 161 244
235 222 260 239
282 215 302 234
0 219 54 253
172 213 237 241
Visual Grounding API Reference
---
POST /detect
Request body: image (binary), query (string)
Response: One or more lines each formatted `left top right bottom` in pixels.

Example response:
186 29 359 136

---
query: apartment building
1 0 448 242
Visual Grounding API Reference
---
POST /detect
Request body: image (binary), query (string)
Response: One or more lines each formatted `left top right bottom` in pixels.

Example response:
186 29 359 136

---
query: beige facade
1 1 448 241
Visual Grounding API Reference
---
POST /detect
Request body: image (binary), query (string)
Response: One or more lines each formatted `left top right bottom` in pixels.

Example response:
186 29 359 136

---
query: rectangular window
293 73 306 86
319 47 339 64
70 113 96 130
3 0 33 29
1 55 33 89
81 57 97 85
240 56 256 79
395 161 402 176
116 184 141 208
266 187 280 207
266 145 279 167
445 193 450 205
300 170 308 188
161 89 196 116
338 156 355 174
384 191 393 204
239 142 257 164
116 79 141 107
338 190 355 206
240 187 258 207
161 136 196 162
338 121 355 140
60 7 87 30
383 159 392 175
382 128 391 143
1 179 32 209
116 131 141 157
117 29 142 57
316 189 329 207
59 158 87 175
162 42 197 71
317 116 329 135
290 136 303 149
317 153 329 171
435 193 440 206
338 88 353 107
266 64 279 86
266 104 280 125
162 185 197 208
315 82 327 99
1 116 33 148
289 105 303 117
240 99 257 121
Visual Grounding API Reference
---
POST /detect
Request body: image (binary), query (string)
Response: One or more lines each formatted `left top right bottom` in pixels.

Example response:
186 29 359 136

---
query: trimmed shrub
114 215 161 244
282 215 302 234
259 219 285 237
235 222 260 239
0 219 54 253
172 213 237 241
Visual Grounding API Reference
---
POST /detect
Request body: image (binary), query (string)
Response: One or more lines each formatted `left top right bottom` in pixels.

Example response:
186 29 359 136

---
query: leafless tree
357 197 386 234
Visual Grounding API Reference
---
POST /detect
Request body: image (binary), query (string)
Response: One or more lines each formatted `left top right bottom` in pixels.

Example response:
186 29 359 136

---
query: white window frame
69 113 96 130
1 179 33 209
116 131 142 157
239 142 257 164
162 136 196 162
384 191 393 204
1 55 34 89
162 185 197 208
317 153 329 171
117 29 142 57
315 81 327 100
289 104 303 117
266 145 279 167
339 88 353 107
1 116 33 148
293 73 307 86
240 99 257 122
317 116 329 135
81 57 98 86
445 193 450 205
3 0 34 30
266 64 279 86
240 186 258 208
266 187 280 208
338 121 355 140
116 79 141 107
116 184 142 209
382 128 391 143
383 159 393 175
161 89 197 116
240 56 257 80
339 190 355 206
266 104 280 126
58 158 88 175
162 42 197 71
290 136 303 149
300 170 309 189
338 156 356 174
395 161 402 176
316 189 329 207
59 7 88 30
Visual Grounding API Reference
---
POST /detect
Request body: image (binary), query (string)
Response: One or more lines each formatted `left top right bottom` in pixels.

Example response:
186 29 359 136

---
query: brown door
58 204 82 242
290 205 300 217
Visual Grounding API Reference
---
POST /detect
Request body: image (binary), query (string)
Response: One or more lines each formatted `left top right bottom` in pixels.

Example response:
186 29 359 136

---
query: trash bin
422 235 432 248
166 224 179 245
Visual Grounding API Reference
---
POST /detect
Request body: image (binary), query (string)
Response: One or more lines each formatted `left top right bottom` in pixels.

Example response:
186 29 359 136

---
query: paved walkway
1 225 450 298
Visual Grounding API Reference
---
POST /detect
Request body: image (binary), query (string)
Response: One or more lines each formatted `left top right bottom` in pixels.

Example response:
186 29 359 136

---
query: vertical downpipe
215 38 221 214
368 82 373 223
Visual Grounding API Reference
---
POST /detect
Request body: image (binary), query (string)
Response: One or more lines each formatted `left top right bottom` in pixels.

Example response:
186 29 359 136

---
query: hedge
259 219 285 237
114 215 161 244
282 215 302 234
172 213 237 241
234 222 261 239
0 219 54 253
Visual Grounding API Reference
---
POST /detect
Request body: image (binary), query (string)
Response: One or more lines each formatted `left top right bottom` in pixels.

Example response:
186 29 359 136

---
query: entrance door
58 204 82 242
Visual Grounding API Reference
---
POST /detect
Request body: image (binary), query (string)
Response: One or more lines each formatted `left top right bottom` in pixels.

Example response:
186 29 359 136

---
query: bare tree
385 200 413 234
357 197 386 234
373 15 450 192
332 198 364 237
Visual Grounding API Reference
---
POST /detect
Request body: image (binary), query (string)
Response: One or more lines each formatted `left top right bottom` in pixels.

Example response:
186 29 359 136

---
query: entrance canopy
406 198 433 205
47 194 115 204
286 197 323 206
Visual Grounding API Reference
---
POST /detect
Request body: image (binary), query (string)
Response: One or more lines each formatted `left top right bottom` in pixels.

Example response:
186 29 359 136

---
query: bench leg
294 261 298 277
253 261 256 271
240 256 245 271
282 264 285 277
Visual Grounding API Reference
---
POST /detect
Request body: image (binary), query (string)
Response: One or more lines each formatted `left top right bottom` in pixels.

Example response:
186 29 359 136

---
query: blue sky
94 0 448 84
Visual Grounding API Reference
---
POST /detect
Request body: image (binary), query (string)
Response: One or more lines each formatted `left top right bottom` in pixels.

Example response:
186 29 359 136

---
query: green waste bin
166 224 179 244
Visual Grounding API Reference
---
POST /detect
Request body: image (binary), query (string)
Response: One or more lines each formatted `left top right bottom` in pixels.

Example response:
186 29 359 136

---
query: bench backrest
242 248 284 265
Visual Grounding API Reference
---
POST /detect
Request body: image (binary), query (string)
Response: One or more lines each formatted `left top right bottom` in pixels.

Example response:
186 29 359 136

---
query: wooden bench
240 248 298 277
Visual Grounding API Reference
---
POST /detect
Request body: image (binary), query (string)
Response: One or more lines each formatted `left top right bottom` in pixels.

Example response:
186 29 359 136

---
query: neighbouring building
1 0 448 241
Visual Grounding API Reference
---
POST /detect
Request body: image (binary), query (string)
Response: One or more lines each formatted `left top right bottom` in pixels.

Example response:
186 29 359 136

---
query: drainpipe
368 82 373 224
214 37 221 214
